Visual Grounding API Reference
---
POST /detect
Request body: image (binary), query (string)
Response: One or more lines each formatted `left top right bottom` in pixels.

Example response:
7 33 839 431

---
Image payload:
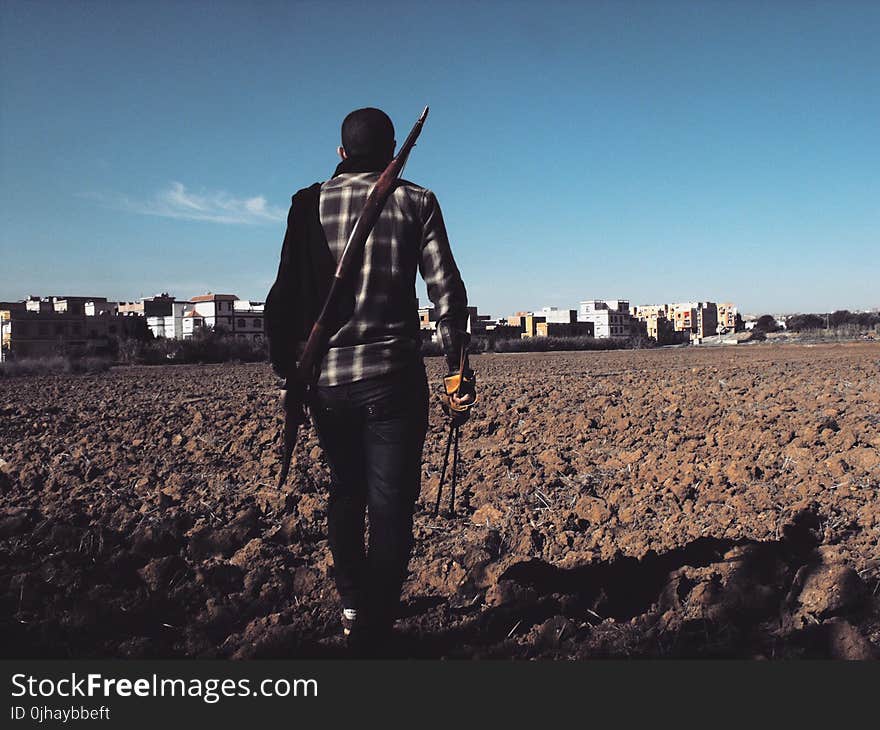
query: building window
253 318 261 328
238 318 246 328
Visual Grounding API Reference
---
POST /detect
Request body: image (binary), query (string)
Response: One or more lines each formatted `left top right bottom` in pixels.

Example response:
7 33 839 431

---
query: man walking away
265 107 476 654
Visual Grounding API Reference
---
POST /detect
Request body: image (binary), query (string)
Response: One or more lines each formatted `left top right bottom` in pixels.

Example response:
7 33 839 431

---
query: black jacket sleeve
264 199 300 380
264 182 332 381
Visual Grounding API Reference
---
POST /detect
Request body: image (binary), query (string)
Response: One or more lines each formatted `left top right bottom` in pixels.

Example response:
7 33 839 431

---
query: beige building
519 314 546 338
1 298 144 361
670 302 698 333
632 307 678 344
634 300 736 343
418 306 437 330
535 321 594 338
506 311 531 329
717 302 740 332
118 301 145 316
631 303 669 321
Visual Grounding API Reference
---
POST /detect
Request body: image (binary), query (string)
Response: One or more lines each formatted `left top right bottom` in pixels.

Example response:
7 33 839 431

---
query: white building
190 293 238 332
578 299 633 339
143 294 189 339
85 300 118 317
233 300 265 343
181 309 206 338
537 307 578 324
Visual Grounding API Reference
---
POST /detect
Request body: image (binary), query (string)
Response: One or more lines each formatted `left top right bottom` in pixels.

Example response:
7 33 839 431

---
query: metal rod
433 424 456 516
448 425 460 516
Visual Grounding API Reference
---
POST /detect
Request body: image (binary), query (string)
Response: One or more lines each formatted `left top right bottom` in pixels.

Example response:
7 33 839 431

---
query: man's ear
337 146 348 160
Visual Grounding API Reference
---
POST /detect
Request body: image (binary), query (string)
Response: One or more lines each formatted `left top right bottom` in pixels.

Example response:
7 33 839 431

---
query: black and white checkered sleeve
419 190 469 370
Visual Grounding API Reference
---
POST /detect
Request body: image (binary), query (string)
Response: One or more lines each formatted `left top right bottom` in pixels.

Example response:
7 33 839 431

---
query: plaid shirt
304 172 468 387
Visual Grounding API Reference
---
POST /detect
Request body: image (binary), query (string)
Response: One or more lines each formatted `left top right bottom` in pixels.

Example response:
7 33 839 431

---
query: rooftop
191 293 238 302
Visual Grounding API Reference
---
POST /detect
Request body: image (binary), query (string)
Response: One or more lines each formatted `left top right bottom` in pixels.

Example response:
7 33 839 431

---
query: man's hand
440 368 477 426
279 380 308 426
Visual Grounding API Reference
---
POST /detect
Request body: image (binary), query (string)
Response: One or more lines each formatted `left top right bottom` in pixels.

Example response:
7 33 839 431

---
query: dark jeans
311 360 429 627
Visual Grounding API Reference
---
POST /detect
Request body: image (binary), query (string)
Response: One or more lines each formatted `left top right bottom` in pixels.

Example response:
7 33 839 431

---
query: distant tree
854 311 880 328
753 314 779 333
829 310 852 327
786 314 825 331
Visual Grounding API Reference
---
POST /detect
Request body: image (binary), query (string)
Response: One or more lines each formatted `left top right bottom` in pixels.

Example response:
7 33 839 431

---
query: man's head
339 107 395 161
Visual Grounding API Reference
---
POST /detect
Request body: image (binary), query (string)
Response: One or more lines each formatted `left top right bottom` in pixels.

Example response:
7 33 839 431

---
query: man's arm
418 189 470 373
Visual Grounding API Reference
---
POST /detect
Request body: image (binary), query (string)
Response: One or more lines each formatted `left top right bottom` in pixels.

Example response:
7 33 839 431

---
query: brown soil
2 342 879 659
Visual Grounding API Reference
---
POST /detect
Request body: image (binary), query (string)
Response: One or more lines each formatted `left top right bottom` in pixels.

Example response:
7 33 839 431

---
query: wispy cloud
86 182 286 225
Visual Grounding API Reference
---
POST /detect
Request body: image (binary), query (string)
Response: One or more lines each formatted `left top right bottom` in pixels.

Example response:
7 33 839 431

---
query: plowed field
2 343 879 658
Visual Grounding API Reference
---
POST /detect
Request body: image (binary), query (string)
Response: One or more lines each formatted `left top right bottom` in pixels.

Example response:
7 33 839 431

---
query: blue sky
1 0 877 317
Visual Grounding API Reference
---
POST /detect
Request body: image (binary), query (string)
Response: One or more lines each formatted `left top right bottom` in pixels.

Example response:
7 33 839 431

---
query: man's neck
333 153 391 177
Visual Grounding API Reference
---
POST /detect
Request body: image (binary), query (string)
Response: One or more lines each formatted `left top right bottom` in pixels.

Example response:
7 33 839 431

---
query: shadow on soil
376 509 875 659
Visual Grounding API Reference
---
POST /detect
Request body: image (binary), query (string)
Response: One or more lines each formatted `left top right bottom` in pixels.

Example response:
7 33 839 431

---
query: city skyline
6 289 874 324
2 2 878 314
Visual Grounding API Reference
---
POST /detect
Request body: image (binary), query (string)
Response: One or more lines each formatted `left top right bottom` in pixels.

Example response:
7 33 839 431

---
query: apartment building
1 297 145 361
118 301 145 316
419 305 491 340
25 295 111 316
190 293 238 332
535 321 595 338
717 302 741 333
578 299 634 339
536 307 578 324
519 314 546 338
669 302 698 333
143 294 189 339
418 306 437 330
181 310 206 338
85 300 118 316
631 304 679 344
694 302 719 339
232 300 265 343
467 307 493 335
631 303 669 321
483 322 522 341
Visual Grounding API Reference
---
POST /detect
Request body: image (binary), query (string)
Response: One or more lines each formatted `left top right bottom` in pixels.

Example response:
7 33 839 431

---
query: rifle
276 106 430 489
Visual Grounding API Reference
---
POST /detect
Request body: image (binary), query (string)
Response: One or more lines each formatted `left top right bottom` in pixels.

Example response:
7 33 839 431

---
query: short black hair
341 107 395 158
